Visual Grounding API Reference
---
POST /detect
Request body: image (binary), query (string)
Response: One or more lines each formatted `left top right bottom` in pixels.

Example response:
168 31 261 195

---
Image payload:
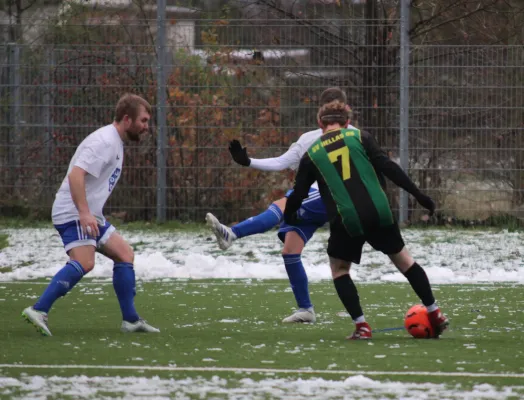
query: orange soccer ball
404 304 435 339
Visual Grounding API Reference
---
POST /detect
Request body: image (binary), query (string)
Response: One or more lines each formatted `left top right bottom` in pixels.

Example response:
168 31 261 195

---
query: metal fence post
43 46 55 184
156 0 167 223
398 0 410 224
9 43 21 186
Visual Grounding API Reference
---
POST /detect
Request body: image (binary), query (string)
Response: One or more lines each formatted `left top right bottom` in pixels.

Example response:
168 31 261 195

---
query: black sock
403 263 435 307
333 274 364 321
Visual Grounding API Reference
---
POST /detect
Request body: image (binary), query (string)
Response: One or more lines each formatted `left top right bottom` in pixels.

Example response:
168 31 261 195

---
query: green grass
1 215 522 234
0 217 51 229
1 224 522 398
1 281 522 388
118 220 206 232
1 280 523 398
0 217 207 232
0 233 8 251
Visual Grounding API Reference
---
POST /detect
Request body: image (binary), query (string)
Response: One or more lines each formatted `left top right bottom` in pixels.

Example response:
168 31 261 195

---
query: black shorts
327 221 405 264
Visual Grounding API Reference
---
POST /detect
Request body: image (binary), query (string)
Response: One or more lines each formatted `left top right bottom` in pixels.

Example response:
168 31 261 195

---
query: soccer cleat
206 212 237 250
121 319 160 333
346 322 372 340
427 308 449 338
22 306 52 336
282 307 316 323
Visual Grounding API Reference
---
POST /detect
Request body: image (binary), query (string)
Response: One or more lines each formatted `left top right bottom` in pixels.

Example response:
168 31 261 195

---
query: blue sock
283 254 312 309
231 204 283 239
33 261 85 313
113 262 139 323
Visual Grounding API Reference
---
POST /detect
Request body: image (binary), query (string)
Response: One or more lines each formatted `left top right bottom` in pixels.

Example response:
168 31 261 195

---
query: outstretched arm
361 131 435 214
229 139 305 171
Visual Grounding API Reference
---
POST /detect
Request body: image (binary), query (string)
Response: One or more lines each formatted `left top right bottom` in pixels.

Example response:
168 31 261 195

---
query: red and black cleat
346 322 373 340
428 308 449 338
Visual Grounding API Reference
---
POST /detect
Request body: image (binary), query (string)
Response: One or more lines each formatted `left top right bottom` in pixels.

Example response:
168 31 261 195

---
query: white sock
354 315 366 323
426 303 439 312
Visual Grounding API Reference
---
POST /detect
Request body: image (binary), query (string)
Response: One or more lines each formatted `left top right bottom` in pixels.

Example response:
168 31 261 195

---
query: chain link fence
0 1 522 226
409 45 523 225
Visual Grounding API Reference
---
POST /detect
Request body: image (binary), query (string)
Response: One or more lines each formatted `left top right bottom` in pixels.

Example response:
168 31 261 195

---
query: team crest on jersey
109 167 121 192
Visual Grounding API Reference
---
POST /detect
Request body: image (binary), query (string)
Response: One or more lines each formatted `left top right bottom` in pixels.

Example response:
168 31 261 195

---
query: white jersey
249 125 357 189
52 124 124 225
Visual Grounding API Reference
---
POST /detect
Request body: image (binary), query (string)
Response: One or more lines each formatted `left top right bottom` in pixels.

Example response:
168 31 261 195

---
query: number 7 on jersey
328 147 351 180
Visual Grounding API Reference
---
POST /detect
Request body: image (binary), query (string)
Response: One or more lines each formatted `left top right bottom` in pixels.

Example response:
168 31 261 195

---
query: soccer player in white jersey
206 87 350 324
22 93 160 336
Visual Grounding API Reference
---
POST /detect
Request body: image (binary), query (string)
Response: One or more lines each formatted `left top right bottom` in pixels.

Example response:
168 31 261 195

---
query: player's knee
282 245 303 256
282 247 297 256
118 244 134 264
331 267 349 279
68 247 96 272
107 242 134 264
329 257 350 278
272 197 287 212
388 247 413 273
282 232 305 255
75 258 95 273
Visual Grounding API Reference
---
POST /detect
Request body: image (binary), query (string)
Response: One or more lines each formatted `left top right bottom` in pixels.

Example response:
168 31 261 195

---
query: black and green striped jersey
285 128 424 237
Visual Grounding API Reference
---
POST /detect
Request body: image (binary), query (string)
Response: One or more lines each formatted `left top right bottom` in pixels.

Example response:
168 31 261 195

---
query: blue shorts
54 220 116 253
278 188 328 244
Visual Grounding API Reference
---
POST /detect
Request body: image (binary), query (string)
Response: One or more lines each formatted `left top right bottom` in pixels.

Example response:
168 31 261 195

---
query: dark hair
317 100 350 126
319 87 347 106
114 93 152 122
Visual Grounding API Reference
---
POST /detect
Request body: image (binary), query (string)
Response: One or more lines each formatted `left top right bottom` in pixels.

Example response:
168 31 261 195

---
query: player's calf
113 262 140 323
31 260 86 315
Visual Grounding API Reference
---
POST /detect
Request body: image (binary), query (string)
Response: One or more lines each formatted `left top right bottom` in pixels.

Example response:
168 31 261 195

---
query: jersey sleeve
248 141 304 171
360 130 391 165
361 130 422 197
283 154 317 218
74 139 113 178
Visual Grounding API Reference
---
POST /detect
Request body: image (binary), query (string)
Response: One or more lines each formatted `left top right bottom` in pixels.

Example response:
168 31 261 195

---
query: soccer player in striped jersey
22 93 160 336
283 99 449 339
206 87 350 324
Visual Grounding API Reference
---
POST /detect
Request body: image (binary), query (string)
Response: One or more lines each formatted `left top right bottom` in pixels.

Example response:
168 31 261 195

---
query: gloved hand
228 140 251 167
415 193 436 216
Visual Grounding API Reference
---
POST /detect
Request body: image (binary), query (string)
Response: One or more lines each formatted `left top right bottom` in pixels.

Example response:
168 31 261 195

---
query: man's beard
126 125 143 142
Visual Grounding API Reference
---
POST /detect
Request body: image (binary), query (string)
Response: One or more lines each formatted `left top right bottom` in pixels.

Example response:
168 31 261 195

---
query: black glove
228 140 251 167
415 193 436 216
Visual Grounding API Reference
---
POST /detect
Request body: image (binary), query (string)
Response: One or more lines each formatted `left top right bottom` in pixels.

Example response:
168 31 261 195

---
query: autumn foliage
7 17 297 223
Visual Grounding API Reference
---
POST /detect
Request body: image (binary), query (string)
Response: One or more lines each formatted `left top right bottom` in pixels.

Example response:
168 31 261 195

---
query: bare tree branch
410 0 499 39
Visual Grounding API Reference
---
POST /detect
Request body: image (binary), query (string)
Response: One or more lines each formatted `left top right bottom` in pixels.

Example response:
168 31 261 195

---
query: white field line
0 281 272 286
0 281 518 289
0 364 523 379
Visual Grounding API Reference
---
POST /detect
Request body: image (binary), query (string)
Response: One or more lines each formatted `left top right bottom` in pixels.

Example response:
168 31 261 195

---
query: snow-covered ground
0 227 522 283
1 373 523 399
1 227 523 399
